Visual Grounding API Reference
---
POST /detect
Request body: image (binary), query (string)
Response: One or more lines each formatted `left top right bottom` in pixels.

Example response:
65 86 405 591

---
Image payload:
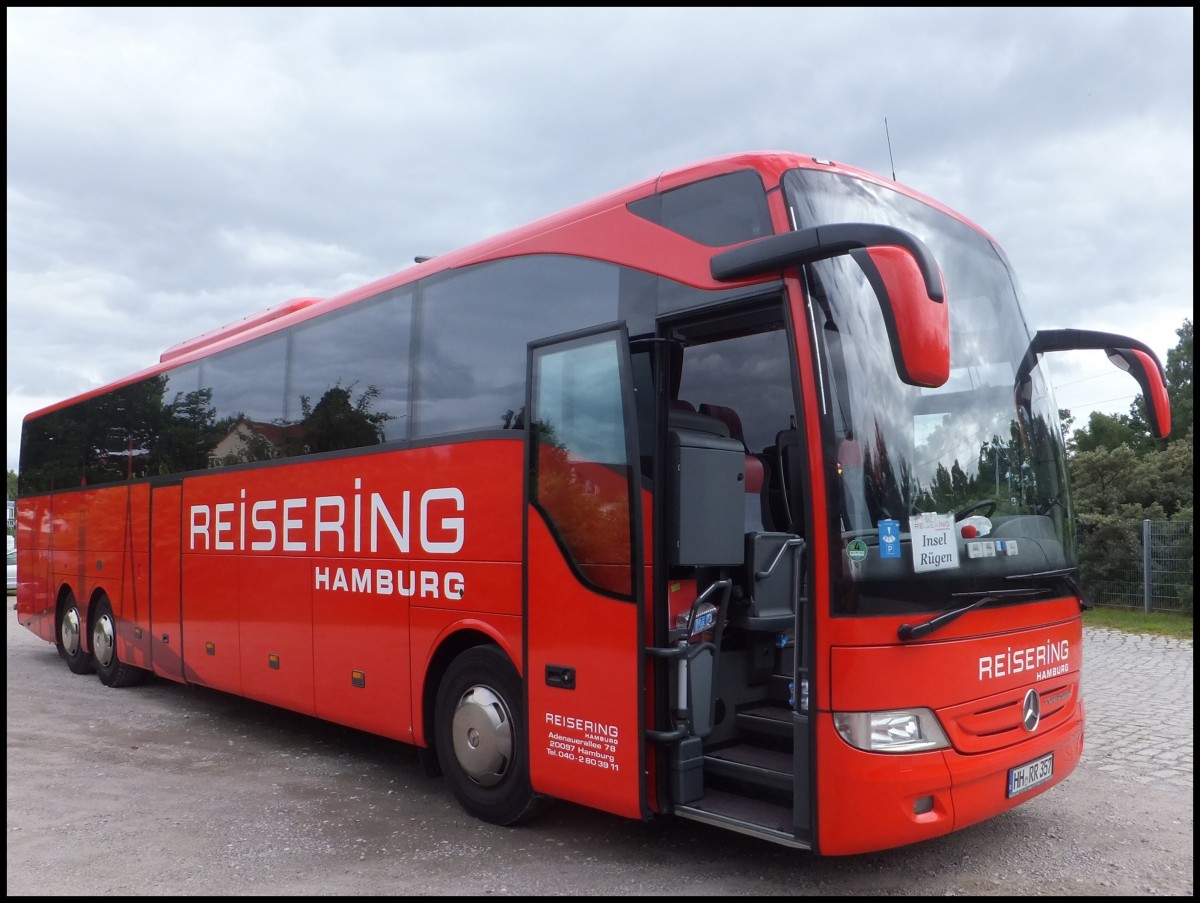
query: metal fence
1081 519 1193 614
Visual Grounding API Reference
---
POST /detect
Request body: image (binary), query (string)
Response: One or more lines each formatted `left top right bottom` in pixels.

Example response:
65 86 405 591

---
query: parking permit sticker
878 519 901 558
909 512 960 573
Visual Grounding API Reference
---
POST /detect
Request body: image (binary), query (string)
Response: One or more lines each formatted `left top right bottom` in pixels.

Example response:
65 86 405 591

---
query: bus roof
24 150 985 423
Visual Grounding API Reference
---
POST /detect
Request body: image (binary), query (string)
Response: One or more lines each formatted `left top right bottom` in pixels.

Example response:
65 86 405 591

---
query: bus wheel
91 596 145 688
434 645 541 826
57 592 94 675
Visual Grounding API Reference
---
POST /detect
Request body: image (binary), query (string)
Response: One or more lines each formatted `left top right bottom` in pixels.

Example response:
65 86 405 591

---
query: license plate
1007 752 1054 797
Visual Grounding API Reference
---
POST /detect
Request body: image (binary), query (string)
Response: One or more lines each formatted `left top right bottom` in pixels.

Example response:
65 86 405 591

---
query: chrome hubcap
60 607 82 656
451 686 513 787
92 614 116 669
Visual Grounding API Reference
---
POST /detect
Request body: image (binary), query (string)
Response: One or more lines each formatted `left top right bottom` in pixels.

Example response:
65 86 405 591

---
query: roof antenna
884 117 896 181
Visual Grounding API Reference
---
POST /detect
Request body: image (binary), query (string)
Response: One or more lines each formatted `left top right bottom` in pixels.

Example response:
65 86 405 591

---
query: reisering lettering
188 480 464 555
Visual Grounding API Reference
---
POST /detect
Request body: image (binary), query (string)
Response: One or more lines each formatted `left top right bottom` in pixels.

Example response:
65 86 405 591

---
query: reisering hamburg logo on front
978 638 1070 682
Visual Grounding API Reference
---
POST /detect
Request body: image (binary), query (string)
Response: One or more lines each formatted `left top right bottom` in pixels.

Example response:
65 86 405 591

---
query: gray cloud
6 7 1193 471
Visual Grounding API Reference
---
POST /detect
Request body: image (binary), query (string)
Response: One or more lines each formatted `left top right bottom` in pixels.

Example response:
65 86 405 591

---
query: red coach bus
15 151 1171 855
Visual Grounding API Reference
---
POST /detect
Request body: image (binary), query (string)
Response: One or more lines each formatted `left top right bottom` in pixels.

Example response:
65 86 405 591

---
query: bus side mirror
710 222 949 389
1105 347 1171 439
1015 329 1172 439
847 245 948 389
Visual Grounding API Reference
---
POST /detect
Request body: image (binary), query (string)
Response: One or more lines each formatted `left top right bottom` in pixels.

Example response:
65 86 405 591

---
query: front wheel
92 596 145 688
434 645 541 826
57 592 94 675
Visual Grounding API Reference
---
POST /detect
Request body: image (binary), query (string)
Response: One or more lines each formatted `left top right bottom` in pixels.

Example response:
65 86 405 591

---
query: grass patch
1084 606 1192 640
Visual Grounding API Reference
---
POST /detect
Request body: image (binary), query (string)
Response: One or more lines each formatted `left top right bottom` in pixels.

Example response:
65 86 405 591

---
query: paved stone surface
1080 626 1194 790
6 610 1193 895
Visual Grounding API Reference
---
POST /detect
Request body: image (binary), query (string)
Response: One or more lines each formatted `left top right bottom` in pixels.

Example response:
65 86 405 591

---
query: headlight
833 708 949 752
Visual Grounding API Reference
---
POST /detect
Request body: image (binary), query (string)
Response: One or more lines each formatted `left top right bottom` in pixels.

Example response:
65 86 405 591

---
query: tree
1071 410 1142 454
1164 318 1193 440
299 383 393 454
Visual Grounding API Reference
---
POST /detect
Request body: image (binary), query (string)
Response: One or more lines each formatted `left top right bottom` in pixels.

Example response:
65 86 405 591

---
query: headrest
668 408 730 437
743 455 764 493
698 403 744 444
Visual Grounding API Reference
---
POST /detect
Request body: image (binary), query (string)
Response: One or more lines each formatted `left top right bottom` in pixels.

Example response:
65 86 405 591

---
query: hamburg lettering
978 638 1070 681
314 566 465 599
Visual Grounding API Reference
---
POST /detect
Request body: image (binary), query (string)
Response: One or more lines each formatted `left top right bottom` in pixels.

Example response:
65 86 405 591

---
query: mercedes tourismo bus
15 151 1171 855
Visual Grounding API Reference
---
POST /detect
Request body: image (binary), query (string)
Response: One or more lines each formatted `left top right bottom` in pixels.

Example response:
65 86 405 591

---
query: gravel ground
6 609 1193 896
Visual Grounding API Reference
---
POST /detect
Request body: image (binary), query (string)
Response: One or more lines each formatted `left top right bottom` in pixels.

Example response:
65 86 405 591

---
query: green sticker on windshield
846 539 868 562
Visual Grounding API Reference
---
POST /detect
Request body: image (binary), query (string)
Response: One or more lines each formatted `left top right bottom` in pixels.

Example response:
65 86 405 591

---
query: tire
417 745 443 778
57 592 94 675
434 645 541 826
91 596 145 688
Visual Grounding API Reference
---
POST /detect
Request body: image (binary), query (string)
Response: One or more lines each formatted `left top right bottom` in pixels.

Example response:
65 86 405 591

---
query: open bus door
524 324 648 819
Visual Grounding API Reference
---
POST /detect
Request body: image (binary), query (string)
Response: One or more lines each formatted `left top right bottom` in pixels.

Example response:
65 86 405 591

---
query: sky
6 7 1194 475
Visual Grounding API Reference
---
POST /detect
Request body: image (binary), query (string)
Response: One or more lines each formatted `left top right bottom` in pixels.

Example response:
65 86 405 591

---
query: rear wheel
57 592 94 675
92 596 145 688
434 645 541 826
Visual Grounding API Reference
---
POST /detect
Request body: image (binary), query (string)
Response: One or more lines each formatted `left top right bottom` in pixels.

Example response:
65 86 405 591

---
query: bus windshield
783 168 1074 616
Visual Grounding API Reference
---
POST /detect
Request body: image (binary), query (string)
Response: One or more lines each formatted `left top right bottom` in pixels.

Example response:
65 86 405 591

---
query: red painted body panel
16 484 155 666
526 509 643 819
814 701 1083 856
181 550 242 691
110 484 154 672
828 619 1081 712
14 494 59 640
816 618 1084 855
18 439 528 746
150 485 185 682
240 555 316 714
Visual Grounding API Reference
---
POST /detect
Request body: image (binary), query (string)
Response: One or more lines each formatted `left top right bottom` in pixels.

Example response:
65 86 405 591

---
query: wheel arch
419 626 521 752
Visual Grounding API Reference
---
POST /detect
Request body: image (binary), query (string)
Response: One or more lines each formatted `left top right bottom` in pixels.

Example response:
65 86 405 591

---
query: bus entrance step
674 788 798 844
736 703 794 739
704 743 793 794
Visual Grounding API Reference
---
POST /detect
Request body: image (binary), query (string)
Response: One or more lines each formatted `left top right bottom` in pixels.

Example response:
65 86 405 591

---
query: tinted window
17 361 206 492
414 256 620 439
531 330 634 598
152 363 205 474
628 170 773 247
287 287 412 452
677 323 795 455
201 334 288 466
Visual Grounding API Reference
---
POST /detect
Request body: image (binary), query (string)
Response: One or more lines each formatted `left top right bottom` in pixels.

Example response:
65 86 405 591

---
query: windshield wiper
897 588 1047 642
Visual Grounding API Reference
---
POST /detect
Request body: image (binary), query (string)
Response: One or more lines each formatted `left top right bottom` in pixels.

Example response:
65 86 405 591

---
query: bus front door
524 325 647 820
